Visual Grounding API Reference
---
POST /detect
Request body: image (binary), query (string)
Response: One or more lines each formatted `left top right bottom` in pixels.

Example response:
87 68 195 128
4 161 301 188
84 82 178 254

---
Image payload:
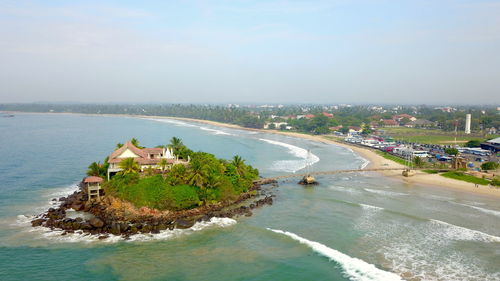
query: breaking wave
451 202 500 217
364 188 408 197
429 219 500 243
267 228 403 281
199 126 233 136
259 138 319 173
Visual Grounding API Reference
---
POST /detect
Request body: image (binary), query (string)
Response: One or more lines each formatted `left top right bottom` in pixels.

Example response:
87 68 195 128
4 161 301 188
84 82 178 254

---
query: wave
147 118 198 127
450 202 500 217
360 203 384 211
259 138 320 173
199 126 233 136
429 219 500 243
267 228 403 281
364 188 408 197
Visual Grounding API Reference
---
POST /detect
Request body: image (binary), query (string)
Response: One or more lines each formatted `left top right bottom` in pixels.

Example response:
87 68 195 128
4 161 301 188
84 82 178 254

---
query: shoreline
10 111 500 198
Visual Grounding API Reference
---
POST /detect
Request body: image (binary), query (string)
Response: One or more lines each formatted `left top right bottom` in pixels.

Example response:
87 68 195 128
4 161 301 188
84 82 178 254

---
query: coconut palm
87 162 102 177
158 158 168 173
168 137 184 154
131 138 144 148
118 158 140 175
231 155 246 176
187 161 209 188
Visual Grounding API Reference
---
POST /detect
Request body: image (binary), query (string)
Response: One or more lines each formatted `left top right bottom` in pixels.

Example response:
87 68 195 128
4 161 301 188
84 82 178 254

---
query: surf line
267 228 403 281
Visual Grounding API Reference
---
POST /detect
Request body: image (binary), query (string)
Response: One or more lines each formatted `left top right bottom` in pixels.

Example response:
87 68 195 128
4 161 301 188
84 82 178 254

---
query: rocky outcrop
31 180 277 237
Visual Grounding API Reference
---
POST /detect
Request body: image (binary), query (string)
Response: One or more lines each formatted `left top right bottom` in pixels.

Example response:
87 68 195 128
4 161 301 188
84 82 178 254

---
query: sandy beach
11 112 500 197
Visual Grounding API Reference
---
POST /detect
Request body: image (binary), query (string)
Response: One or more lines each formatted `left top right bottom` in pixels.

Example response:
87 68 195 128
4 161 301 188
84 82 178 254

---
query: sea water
0 113 499 281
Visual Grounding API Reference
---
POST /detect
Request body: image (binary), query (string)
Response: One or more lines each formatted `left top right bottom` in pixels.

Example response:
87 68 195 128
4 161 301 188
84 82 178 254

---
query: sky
0 0 499 104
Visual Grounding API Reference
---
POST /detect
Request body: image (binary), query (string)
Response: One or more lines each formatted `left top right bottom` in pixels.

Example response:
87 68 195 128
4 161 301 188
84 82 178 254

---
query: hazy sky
1 0 499 104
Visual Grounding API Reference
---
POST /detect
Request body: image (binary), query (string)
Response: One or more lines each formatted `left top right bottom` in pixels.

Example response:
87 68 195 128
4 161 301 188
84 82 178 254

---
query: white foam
147 118 198 127
267 228 403 281
199 126 233 136
27 217 236 244
451 202 500 217
360 204 384 211
430 219 500 243
364 188 408 197
259 138 320 173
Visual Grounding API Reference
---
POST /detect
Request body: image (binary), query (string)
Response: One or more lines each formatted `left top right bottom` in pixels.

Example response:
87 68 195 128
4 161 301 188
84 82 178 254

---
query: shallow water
0 113 499 281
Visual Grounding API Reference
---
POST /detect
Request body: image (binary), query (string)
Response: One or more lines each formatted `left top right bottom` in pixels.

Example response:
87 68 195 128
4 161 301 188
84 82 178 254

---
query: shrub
162 184 200 210
491 177 500 187
481 162 499 171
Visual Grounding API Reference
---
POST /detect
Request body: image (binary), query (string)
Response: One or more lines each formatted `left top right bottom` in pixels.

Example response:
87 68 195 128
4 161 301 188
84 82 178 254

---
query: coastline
10 111 500 197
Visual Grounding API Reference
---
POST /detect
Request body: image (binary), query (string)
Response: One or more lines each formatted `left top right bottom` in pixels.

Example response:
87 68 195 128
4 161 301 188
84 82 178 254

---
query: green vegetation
375 151 408 166
441 171 490 185
465 139 482 147
103 138 259 211
491 177 500 187
444 148 459 156
480 162 499 171
381 127 496 145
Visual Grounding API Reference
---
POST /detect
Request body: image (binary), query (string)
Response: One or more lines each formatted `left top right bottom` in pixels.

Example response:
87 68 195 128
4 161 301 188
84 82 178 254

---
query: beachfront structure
84 176 104 201
106 141 188 179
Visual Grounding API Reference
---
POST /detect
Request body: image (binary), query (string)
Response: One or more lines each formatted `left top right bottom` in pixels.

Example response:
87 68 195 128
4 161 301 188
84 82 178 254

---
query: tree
268 123 276 129
87 162 103 177
231 155 246 176
118 158 140 175
168 137 184 155
339 127 349 134
444 148 459 156
187 160 209 188
481 162 499 171
413 156 424 168
158 158 168 173
116 143 124 149
465 140 482 148
131 138 144 148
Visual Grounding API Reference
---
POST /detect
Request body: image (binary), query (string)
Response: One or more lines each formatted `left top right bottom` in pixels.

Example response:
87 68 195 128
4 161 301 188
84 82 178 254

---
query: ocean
0 113 499 281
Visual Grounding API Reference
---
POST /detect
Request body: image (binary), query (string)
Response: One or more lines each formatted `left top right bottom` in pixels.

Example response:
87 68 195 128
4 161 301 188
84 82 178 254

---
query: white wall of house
117 149 139 158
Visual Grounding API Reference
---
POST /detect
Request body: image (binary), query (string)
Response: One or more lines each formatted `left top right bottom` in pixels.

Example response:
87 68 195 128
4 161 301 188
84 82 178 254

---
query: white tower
465 114 471 134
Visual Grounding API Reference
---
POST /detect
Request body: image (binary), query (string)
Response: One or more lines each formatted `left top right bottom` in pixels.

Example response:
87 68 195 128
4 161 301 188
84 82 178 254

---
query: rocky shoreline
31 179 277 240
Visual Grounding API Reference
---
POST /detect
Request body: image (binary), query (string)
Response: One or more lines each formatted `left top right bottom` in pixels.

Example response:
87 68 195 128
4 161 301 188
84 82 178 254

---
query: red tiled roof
108 141 173 165
304 114 315 119
322 112 333 118
383 119 399 125
84 176 104 183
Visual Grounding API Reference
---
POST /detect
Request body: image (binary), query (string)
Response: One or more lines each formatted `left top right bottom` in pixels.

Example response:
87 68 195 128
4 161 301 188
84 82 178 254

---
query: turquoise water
0 113 499 281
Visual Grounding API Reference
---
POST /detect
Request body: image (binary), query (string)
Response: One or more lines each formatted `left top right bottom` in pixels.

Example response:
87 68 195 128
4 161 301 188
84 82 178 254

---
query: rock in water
175 219 195 229
298 175 318 185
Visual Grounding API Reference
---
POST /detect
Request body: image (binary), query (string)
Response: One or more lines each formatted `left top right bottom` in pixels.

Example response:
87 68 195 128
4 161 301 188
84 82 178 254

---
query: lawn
375 151 408 166
379 127 499 145
440 171 490 185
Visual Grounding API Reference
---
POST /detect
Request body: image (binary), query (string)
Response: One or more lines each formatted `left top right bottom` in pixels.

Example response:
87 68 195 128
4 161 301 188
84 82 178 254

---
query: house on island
107 141 189 179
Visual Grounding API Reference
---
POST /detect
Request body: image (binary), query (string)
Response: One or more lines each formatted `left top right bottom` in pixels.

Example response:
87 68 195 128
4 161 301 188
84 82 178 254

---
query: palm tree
118 158 140 175
169 164 187 185
116 143 124 149
187 161 209 188
231 155 246 176
158 158 168 173
87 162 102 177
131 138 144 148
168 137 184 155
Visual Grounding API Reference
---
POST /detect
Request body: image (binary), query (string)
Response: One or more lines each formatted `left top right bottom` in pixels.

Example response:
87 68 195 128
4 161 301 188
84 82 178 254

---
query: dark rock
98 235 109 240
89 217 104 228
31 218 46 227
175 219 194 229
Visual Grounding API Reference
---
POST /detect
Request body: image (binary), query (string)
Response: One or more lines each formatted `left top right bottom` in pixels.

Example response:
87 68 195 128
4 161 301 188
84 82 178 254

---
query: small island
31 137 276 238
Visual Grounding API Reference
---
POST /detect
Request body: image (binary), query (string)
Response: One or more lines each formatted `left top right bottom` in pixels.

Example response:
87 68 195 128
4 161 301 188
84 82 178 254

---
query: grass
440 171 490 185
379 127 499 145
375 151 408 166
